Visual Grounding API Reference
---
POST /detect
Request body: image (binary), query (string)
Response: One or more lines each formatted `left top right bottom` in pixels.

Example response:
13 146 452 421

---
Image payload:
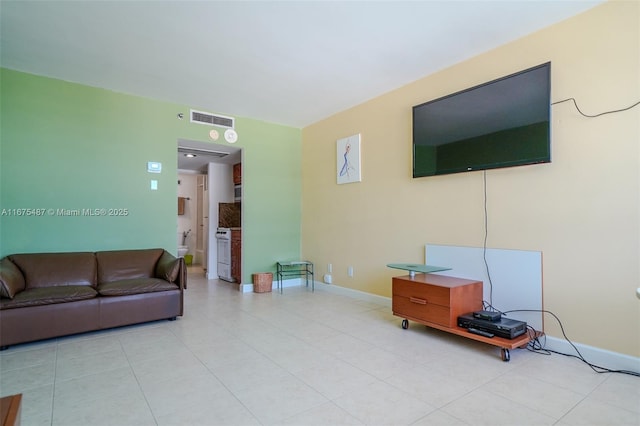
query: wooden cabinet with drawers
0 394 21 426
392 273 533 361
392 274 482 328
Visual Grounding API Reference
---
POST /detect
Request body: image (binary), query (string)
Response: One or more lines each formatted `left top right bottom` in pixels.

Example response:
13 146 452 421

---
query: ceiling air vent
178 147 229 158
190 109 235 128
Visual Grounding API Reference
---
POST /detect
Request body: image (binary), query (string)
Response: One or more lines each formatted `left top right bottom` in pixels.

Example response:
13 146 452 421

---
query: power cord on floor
492 306 639 377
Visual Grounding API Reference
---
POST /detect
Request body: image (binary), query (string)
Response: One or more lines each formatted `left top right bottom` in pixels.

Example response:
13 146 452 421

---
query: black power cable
552 98 640 117
502 308 639 378
482 170 494 307
479 96 639 376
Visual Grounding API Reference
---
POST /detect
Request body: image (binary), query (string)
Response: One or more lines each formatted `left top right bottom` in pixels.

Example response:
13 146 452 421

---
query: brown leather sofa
0 248 186 349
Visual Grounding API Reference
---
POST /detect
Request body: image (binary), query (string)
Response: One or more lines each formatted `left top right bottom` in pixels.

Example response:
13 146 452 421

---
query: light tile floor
1 268 638 425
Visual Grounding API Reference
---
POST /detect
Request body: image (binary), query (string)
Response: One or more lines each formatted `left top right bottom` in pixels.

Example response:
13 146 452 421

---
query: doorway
177 139 241 279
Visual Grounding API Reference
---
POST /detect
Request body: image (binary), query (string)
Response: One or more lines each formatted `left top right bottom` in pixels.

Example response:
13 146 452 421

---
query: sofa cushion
154 251 181 283
0 286 98 310
0 257 26 299
96 249 164 283
9 252 97 289
97 278 179 296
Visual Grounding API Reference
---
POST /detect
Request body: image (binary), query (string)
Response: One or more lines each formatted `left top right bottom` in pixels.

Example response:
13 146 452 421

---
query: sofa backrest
96 249 164 284
9 252 97 289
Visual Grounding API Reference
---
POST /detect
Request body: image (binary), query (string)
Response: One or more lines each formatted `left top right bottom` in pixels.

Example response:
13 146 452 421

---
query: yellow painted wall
301 1 639 357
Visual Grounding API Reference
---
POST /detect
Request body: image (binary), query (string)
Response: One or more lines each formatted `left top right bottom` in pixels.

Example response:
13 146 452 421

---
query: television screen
413 62 551 178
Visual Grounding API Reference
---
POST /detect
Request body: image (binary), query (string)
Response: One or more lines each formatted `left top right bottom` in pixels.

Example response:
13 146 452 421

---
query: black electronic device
413 62 551 178
473 310 502 322
457 313 527 339
467 328 494 338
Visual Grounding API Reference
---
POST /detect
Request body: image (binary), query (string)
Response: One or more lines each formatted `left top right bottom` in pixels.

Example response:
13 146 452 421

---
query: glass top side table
276 261 314 293
386 263 451 278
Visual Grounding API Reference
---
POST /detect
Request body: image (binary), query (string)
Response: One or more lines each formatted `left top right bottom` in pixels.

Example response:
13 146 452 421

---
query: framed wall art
336 133 361 184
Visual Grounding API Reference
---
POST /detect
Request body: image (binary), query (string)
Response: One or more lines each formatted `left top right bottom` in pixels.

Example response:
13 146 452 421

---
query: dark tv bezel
412 62 551 178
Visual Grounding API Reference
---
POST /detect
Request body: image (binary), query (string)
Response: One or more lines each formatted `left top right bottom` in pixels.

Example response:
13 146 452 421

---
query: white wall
207 162 234 279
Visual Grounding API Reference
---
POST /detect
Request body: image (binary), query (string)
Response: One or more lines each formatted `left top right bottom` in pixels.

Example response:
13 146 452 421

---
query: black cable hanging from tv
482 170 494 308
552 98 640 118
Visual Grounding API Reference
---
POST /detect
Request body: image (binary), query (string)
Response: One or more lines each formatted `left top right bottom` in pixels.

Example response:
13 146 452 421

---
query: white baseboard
238 282 252 292
314 281 391 308
238 277 306 293
543 336 640 374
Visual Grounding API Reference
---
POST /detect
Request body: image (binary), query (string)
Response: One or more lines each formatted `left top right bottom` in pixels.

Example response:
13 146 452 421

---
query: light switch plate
147 162 162 173
151 180 158 190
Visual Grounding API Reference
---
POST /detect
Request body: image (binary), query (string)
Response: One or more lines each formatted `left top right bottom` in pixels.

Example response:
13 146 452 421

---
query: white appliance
215 228 233 281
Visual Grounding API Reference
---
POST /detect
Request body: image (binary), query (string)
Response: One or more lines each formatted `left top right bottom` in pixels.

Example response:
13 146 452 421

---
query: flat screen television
413 62 551 178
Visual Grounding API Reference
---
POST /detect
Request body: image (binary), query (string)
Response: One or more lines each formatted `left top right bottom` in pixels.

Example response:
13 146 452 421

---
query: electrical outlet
348 266 353 277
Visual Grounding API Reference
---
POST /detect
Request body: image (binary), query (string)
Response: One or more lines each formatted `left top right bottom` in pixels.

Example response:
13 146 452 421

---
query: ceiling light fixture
184 153 197 158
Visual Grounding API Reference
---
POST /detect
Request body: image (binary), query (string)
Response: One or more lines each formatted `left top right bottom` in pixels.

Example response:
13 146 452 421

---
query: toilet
177 232 189 258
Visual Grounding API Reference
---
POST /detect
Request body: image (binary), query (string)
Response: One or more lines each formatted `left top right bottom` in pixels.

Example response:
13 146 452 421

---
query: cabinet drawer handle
409 297 427 305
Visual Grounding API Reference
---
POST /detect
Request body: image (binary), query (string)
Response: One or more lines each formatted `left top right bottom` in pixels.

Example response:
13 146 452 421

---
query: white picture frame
425 244 543 330
336 134 361 184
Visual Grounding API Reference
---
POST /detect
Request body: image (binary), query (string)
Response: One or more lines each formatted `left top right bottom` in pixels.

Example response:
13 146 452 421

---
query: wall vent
190 109 235 128
178 147 229 158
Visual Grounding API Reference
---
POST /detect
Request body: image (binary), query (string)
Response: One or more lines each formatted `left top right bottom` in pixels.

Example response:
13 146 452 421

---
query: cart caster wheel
401 319 409 329
501 348 510 362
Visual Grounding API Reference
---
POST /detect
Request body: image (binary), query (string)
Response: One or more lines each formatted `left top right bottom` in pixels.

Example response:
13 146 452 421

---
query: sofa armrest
177 256 187 290
154 251 187 290
0 257 26 299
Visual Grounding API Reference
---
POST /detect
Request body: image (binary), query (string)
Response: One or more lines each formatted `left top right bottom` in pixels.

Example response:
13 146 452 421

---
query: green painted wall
0 69 302 283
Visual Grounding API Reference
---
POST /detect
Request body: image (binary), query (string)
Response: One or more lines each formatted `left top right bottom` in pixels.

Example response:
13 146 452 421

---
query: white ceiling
1 0 602 130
